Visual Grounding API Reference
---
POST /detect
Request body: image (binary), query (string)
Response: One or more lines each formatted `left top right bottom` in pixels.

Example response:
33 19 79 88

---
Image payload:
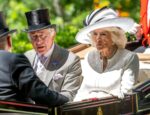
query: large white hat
75 7 135 44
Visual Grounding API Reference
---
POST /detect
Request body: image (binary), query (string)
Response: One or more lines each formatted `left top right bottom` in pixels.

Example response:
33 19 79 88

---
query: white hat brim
75 17 134 44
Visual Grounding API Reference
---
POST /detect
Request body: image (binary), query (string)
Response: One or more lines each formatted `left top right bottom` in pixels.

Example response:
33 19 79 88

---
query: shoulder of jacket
123 49 138 58
57 45 79 59
24 49 35 56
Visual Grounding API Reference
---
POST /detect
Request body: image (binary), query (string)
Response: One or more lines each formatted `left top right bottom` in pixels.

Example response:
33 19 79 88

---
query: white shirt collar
33 43 55 73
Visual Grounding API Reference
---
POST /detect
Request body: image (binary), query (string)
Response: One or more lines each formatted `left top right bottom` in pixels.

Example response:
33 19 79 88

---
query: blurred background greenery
0 0 140 53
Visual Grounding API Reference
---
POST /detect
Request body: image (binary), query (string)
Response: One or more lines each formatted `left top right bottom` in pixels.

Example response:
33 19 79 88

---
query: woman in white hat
74 7 139 101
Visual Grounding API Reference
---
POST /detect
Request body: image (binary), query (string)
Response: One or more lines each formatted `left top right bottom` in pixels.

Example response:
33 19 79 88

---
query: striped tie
40 56 47 64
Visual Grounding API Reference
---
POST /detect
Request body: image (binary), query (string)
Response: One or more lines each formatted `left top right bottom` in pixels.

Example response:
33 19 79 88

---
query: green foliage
55 11 89 48
126 32 136 42
55 24 78 48
12 33 32 53
0 0 140 53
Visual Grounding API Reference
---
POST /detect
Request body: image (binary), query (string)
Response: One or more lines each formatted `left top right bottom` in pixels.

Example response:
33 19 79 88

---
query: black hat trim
0 29 17 38
0 28 9 35
23 24 56 32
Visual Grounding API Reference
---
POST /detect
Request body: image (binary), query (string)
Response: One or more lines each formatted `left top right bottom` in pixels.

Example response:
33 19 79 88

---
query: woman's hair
90 27 127 49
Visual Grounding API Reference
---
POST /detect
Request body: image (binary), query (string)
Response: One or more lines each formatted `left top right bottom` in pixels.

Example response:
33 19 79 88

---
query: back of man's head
0 36 7 50
0 35 11 51
0 11 16 51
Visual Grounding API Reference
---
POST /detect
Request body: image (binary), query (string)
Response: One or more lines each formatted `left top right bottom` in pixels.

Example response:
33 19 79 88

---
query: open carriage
0 44 149 115
0 79 149 115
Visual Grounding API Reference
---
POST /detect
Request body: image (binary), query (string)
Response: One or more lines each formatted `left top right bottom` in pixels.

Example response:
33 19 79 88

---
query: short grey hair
0 36 7 50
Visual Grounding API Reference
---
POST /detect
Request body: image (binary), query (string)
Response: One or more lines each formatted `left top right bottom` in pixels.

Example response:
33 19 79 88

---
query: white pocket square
53 74 64 80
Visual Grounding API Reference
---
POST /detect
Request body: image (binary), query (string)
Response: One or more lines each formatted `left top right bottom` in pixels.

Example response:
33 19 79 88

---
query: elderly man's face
91 29 113 51
29 28 56 55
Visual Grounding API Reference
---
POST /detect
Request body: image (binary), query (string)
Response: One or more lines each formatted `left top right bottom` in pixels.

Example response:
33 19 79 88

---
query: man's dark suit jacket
0 50 68 107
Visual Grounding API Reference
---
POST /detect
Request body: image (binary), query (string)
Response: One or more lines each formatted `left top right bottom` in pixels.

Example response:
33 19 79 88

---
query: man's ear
6 35 12 49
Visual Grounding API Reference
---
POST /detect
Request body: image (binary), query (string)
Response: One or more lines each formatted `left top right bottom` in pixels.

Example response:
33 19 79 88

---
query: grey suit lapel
44 44 69 86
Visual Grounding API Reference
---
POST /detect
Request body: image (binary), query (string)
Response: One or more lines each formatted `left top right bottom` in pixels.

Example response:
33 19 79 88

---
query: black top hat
0 11 17 38
24 8 56 32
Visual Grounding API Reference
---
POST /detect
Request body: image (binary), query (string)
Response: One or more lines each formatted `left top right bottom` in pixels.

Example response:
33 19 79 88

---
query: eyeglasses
30 33 49 42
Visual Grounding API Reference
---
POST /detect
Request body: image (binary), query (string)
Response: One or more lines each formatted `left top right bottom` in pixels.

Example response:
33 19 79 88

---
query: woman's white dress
74 48 139 101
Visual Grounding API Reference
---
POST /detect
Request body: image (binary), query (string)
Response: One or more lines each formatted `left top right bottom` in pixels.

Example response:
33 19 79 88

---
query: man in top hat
0 11 68 107
24 8 82 101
